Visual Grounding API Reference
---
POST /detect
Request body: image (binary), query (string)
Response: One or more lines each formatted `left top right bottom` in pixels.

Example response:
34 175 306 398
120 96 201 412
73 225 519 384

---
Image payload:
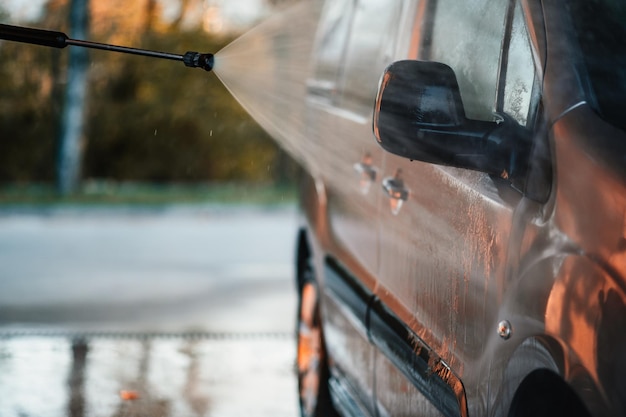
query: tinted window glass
429 0 508 121
310 0 355 99
502 1 536 127
568 0 626 131
340 0 402 115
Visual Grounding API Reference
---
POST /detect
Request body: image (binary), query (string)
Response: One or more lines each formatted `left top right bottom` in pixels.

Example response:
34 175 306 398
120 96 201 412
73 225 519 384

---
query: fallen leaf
120 390 140 400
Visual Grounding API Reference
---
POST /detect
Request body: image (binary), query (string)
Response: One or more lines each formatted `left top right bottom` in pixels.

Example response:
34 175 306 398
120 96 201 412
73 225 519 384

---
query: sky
2 0 49 22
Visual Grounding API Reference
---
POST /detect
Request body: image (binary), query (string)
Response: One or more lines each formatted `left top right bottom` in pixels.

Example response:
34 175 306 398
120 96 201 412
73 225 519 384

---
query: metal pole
0 23 213 71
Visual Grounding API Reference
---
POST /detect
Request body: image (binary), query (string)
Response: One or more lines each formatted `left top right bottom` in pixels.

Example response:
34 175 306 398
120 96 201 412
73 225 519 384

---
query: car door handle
354 162 377 181
353 153 378 194
382 177 408 200
382 170 408 215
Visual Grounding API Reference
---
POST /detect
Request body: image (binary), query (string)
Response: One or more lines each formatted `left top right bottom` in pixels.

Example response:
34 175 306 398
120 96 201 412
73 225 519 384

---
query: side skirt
324 256 468 417
369 299 468 417
329 375 375 417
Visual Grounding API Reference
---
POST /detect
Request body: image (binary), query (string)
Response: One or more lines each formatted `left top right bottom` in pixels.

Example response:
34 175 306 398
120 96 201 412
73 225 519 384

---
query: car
240 0 626 416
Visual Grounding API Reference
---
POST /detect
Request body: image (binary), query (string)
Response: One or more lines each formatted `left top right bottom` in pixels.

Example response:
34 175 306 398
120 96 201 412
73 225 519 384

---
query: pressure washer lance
0 23 214 72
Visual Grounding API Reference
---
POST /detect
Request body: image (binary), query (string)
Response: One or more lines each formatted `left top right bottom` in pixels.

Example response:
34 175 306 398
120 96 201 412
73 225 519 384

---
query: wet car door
305 0 402 413
371 1 539 416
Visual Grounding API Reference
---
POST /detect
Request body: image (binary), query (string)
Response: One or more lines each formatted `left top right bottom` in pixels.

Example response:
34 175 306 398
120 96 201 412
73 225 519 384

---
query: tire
297 275 339 417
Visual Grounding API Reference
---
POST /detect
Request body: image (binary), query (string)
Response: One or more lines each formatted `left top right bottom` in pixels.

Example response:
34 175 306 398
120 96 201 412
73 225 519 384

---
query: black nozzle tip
183 51 214 72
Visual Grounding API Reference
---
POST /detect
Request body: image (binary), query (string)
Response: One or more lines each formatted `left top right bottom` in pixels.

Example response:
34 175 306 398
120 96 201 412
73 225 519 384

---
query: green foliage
0 181 297 206
0 14 297 185
0 41 60 181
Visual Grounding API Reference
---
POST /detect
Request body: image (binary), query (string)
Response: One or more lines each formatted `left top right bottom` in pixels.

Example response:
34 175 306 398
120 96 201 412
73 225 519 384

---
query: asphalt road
0 205 300 417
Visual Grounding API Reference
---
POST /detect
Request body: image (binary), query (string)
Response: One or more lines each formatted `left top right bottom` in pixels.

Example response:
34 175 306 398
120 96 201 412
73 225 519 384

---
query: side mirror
373 60 530 180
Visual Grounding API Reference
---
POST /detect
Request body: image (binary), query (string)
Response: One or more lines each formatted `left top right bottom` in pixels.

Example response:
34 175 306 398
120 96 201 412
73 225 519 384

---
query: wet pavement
0 334 296 417
0 205 299 417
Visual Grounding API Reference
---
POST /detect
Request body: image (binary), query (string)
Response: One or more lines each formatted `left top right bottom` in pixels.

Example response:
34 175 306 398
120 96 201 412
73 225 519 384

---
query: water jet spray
0 23 214 72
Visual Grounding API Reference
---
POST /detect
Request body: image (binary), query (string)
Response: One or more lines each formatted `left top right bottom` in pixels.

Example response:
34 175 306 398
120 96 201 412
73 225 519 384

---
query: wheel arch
507 367 593 417
490 334 602 417
488 251 615 417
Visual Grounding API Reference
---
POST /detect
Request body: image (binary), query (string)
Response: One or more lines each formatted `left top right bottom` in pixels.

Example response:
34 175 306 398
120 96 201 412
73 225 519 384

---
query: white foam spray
212 1 327 174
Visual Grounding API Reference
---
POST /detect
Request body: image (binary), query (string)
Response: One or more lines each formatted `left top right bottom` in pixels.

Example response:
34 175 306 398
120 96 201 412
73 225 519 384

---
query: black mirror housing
373 60 531 181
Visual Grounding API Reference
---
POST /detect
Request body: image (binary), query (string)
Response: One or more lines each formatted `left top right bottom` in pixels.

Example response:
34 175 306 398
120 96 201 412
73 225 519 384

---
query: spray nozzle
0 23 214 72
183 51 215 72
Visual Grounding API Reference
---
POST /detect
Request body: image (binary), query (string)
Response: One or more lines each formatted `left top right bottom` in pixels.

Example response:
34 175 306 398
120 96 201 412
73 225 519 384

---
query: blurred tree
143 0 159 33
0 2 64 182
265 0 301 6
0 0 297 186
57 0 90 195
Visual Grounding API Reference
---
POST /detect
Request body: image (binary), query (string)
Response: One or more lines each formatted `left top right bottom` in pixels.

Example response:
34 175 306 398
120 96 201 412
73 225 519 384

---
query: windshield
567 0 626 131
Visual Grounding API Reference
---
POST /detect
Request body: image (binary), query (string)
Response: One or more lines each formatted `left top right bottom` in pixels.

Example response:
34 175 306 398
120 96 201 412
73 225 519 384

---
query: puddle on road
0 333 297 417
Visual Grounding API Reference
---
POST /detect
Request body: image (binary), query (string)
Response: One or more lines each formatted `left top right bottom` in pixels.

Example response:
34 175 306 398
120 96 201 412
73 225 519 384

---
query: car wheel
297 278 338 417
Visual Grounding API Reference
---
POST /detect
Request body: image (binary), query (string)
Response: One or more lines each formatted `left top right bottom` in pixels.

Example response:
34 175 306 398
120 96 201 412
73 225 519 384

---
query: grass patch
0 181 297 206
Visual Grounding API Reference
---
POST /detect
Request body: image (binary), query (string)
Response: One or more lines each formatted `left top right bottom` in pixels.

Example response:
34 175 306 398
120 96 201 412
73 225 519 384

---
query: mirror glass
414 86 460 126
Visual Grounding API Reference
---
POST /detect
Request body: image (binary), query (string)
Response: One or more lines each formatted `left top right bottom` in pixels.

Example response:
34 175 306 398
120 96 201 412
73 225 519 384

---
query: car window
308 0 355 101
501 1 536 127
339 0 403 115
428 0 509 121
568 0 626 131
